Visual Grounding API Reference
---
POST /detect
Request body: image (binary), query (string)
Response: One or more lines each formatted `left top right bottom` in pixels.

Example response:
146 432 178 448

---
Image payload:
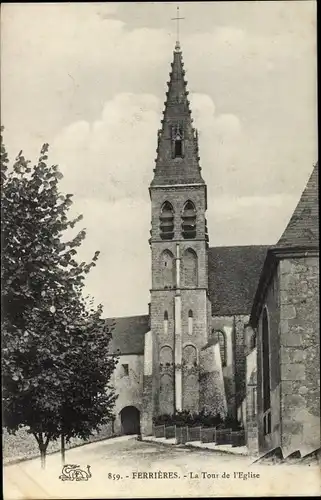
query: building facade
108 42 269 438
107 43 319 459
249 164 319 458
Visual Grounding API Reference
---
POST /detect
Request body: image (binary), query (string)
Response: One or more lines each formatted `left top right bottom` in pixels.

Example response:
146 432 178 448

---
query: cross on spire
171 6 185 50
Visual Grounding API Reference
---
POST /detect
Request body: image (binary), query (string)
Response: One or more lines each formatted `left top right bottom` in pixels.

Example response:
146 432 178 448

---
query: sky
1 2 317 318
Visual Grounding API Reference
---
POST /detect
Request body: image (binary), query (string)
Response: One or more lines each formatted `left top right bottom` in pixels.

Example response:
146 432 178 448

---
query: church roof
275 163 319 249
250 163 319 326
151 43 204 187
208 245 269 316
106 314 149 355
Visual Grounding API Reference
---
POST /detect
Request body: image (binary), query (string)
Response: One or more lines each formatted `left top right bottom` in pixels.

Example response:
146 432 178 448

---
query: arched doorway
120 406 140 435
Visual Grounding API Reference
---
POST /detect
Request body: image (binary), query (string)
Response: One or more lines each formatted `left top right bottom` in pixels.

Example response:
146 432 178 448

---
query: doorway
120 406 140 435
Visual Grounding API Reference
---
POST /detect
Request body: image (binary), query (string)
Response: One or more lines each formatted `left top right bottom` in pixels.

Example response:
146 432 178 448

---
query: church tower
141 41 213 434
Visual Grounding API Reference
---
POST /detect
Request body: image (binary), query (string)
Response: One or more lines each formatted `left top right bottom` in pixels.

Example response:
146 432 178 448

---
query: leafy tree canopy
1 127 118 467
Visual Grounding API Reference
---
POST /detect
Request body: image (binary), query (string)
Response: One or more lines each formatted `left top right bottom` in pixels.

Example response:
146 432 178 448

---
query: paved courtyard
4 436 320 498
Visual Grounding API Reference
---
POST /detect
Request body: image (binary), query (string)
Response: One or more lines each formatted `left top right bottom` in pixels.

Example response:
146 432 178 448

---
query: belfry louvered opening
182 200 196 239
160 201 174 240
171 124 184 159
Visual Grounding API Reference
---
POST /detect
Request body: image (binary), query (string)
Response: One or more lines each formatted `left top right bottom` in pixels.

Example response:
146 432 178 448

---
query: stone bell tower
141 41 214 435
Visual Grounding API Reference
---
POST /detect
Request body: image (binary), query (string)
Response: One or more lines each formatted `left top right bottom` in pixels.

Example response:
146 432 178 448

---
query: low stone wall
3 423 114 464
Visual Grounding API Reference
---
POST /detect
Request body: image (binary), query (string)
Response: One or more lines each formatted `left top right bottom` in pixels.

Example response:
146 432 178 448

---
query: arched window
262 307 271 434
161 250 176 288
188 310 193 336
160 345 173 367
183 344 197 369
182 248 198 287
213 329 227 367
175 138 182 157
159 201 174 240
182 200 196 239
164 311 168 335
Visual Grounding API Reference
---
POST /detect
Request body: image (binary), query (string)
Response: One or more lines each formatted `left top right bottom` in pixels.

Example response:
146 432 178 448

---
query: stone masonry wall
141 330 154 436
181 289 209 349
245 347 258 454
150 287 209 417
151 240 208 290
150 185 207 243
279 256 320 456
112 354 144 434
234 315 249 411
149 181 209 422
200 343 227 418
211 316 235 417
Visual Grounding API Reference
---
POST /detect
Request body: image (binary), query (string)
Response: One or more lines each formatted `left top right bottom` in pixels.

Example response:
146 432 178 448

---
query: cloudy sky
1 2 317 318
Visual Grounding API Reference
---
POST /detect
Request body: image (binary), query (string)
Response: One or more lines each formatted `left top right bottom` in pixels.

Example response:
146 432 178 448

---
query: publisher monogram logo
59 464 92 481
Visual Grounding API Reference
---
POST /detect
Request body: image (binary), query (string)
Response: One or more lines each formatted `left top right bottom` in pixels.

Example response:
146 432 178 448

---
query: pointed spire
151 44 204 187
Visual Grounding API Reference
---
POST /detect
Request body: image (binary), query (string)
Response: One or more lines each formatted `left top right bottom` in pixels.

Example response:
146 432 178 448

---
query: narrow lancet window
217 331 227 367
172 124 184 158
188 310 193 335
175 137 182 157
164 311 169 335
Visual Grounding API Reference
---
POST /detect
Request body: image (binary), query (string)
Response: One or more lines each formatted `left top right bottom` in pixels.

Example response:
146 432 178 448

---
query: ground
4 436 320 498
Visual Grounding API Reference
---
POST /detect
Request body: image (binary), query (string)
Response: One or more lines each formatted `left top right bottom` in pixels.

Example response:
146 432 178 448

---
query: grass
3 423 114 465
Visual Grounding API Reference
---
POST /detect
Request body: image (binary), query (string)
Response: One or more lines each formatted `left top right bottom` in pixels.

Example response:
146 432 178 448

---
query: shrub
218 416 243 431
153 410 224 428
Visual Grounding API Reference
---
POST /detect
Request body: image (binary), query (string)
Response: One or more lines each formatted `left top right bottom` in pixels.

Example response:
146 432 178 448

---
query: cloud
52 93 161 202
207 193 299 246
1 2 317 316
2 4 316 199
50 90 249 315
52 91 246 203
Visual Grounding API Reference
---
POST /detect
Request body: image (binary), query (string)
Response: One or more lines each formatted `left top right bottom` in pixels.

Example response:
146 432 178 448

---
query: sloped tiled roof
208 245 269 316
250 164 319 325
105 315 149 355
276 164 319 248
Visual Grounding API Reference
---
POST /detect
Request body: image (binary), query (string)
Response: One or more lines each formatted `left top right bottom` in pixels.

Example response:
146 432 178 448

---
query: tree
1 129 118 468
58 305 117 464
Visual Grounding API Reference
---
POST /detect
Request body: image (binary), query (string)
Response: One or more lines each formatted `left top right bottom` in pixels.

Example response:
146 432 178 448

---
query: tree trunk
40 447 46 469
61 434 65 465
35 433 50 470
